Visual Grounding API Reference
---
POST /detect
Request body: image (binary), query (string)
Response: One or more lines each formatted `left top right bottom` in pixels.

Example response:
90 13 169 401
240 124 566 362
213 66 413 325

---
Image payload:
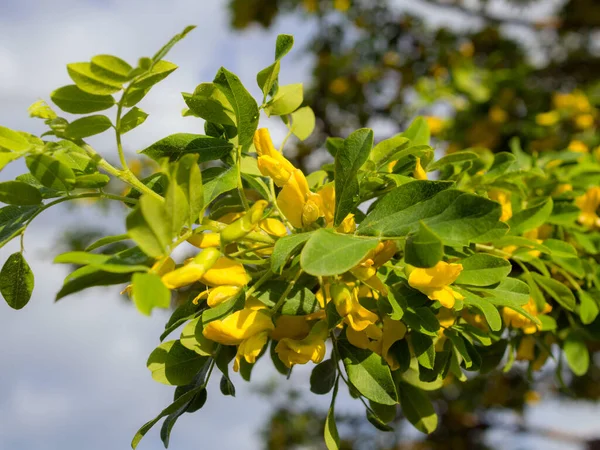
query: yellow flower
234 330 269 372
317 184 335 225
488 189 512 221
488 106 508 124
275 320 328 368
345 323 382 350
574 113 595 130
407 261 464 309
424 116 444 135
187 232 221 249
535 111 560 126
576 187 600 229
516 335 535 360
568 140 589 153
380 317 407 370
336 213 356 233
503 297 551 334
254 128 325 229
193 285 241 307
121 256 175 296
413 158 427 180
161 248 221 289
259 218 288 237
271 314 311 341
204 300 274 372
254 128 296 186
524 390 541 404
553 183 572 195
333 0 350 12
200 257 251 287
329 77 350 95
330 283 379 331
203 303 274 346
303 0 318 12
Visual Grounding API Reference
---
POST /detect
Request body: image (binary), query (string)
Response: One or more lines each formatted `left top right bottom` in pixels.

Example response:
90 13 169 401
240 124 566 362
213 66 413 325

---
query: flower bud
220 200 268 244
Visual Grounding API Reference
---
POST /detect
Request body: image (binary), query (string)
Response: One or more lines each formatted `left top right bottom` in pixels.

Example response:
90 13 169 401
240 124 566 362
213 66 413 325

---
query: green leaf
0 152 23 171
85 233 130 252
265 83 303 116
26 154 76 191
457 289 502 331
67 62 123 95
300 229 379 276
173 154 203 225
64 115 112 139
0 205 40 248
531 272 576 311
126 196 171 258
28 100 57 120
274 34 294 60
404 222 443 268
455 253 512 286
326 137 344 158
563 333 589 376
257 34 294 98
0 252 34 310
0 125 30 152
140 133 233 162
213 67 259 147
91 54 132 82
338 339 398 405
402 307 439 337
73 173 110 189
131 272 171 316
334 128 374 225
358 180 451 235
182 83 235 126
579 291 599 325
255 280 319 315
289 106 315 141
476 278 530 305
180 316 215 356
428 151 479 171
0 181 42 205
119 107 148 134
132 60 178 90
50 85 115 114
310 359 337 395
401 117 430 146
507 199 553 235
360 185 500 246
369 134 410 166
411 332 435 369
165 173 188 241
271 232 312 274
147 340 207 386
324 380 340 450
398 382 438 434
203 166 238 206
257 61 280 99
152 25 196 63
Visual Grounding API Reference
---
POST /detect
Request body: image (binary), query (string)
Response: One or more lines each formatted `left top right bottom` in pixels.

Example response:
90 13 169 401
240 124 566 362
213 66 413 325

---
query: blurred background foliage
221 1 600 449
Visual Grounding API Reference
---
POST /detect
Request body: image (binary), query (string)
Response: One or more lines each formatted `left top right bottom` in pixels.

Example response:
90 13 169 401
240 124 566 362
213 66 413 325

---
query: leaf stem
269 268 302 315
236 145 250 211
80 143 163 201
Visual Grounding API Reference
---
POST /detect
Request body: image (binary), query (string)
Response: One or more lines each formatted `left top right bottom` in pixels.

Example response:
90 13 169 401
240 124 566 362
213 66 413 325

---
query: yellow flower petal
203 308 274 346
200 257 250 287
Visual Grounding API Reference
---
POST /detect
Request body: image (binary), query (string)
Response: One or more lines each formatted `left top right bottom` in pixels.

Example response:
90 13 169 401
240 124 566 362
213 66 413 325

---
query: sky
0 0 597 449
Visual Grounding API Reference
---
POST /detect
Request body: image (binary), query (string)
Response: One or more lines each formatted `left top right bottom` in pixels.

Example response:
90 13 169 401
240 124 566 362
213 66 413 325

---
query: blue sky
0 0 597 449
